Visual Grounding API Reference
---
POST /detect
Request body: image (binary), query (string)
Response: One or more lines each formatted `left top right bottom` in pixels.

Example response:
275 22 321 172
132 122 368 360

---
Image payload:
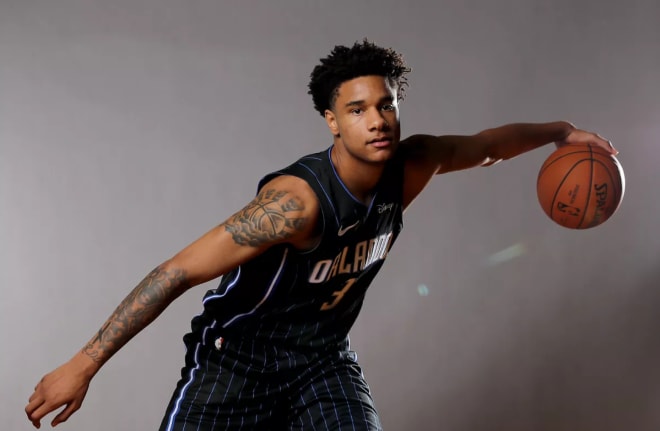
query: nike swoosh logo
338 221 360 236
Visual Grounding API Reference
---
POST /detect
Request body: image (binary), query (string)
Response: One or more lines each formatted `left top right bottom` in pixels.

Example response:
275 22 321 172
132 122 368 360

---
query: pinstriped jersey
199 146 405 349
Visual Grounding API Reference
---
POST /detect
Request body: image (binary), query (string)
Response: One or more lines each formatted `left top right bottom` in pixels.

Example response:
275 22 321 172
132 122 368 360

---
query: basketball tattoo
224 188 307 246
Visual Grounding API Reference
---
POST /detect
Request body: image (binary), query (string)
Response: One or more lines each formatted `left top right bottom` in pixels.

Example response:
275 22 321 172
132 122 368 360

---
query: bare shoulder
400 134 431 153
400 134 454 164
399 134 449 208
224 174 320 249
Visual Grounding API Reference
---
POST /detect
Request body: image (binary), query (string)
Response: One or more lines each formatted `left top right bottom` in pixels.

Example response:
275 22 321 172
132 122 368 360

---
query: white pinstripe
164 320 217 431
165 344 201 431
332 369 359 430
194 348 223 431
321 375 343 428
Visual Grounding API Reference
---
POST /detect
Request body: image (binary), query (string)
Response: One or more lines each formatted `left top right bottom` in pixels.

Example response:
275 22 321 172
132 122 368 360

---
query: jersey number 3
320 277 358 311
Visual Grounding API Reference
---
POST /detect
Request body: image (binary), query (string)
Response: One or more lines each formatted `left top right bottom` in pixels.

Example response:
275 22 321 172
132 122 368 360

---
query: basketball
537 144 625 229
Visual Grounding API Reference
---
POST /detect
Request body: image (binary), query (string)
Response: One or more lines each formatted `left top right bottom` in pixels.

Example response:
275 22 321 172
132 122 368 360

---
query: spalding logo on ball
537 144 625 229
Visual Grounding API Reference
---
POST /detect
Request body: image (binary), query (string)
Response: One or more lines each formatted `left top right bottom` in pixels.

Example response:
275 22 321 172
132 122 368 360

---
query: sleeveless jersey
198 146 405 350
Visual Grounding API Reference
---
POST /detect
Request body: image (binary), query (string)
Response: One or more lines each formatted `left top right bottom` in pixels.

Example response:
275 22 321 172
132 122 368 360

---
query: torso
198 146 406 350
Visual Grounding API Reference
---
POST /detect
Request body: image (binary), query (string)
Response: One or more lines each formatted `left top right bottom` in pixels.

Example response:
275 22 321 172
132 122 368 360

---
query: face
324 75 401 165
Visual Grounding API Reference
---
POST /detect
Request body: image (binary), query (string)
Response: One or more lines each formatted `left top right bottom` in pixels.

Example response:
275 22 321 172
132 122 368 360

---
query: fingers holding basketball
556 128 618 155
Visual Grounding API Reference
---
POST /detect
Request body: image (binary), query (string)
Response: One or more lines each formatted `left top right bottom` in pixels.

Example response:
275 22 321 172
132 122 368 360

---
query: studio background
2 1 659 430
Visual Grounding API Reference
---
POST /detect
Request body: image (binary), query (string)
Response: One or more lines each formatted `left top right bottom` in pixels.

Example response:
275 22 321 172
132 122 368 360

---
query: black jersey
198 146 405 349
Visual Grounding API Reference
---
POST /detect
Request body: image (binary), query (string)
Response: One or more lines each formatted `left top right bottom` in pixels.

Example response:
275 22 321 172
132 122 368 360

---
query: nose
368 108 389 131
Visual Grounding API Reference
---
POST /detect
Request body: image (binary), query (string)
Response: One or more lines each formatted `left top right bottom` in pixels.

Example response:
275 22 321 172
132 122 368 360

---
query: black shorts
159 330 382 430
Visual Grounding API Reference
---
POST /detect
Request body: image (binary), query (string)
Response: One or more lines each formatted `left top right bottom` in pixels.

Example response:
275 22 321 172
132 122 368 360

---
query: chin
371 142 398 156
365 148 395 164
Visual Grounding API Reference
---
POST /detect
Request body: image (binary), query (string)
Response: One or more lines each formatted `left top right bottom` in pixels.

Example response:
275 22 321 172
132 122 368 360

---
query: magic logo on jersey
308 230 394 284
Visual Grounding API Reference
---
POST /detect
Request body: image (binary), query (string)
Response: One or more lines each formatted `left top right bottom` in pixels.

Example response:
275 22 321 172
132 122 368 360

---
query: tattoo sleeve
224 188 307 247
82 265 189 364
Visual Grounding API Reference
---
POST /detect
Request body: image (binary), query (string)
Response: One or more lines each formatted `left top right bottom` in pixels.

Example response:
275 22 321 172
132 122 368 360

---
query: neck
330 145 386 205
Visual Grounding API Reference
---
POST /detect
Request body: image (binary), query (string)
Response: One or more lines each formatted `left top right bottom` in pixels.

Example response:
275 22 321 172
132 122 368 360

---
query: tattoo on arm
224 188 307 247
82 265 189 363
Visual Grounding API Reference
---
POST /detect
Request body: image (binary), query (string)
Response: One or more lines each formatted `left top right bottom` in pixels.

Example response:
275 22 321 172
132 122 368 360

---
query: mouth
368 136 393 148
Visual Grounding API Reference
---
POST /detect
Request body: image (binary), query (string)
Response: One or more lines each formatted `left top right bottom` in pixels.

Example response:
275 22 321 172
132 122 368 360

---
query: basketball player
26 40 617 430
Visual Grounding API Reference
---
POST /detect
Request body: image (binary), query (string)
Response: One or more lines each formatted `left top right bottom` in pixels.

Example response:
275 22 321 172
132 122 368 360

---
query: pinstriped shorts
158 331 382 431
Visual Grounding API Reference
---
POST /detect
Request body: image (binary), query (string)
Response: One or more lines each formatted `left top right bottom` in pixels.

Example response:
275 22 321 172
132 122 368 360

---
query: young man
26 40 616 430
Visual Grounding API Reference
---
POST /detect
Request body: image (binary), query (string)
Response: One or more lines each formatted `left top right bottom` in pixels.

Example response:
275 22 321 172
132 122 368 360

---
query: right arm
25 175 320 428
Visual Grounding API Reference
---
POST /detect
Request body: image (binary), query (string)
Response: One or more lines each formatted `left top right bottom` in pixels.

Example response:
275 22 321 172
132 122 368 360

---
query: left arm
401 121 617 208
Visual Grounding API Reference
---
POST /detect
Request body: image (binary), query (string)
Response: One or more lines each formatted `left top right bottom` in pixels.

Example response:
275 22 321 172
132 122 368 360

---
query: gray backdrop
2 0 659 430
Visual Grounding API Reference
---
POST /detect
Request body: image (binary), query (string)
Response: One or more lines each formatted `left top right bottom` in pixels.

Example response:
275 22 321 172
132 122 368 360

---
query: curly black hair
307 39 411 116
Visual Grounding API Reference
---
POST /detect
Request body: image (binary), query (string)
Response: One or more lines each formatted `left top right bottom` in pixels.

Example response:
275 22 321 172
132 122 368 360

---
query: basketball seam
577 146 594 229
538 145 600 176
549 160 589 223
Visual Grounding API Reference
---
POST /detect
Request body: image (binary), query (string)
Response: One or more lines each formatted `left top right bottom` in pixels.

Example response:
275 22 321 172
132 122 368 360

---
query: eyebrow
344 95 395 108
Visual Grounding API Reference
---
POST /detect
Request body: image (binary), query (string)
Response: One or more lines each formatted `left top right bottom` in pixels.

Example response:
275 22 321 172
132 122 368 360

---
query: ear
324 109 340 137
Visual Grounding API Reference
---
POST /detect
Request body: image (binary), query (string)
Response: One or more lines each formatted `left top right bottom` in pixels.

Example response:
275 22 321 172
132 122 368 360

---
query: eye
381 104 396 111
350 108 363 115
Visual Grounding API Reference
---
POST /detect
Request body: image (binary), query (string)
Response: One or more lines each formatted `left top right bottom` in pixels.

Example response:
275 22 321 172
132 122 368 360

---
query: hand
556 128 619 156
25 356 95 428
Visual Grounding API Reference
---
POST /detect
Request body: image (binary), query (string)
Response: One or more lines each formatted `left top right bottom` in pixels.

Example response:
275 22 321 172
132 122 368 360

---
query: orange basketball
537 144 625 229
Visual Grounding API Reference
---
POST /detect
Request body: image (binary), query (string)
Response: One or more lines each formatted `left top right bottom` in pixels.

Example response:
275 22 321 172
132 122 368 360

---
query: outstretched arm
25 174 319 428
25 263 191 429
401 121 618 208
